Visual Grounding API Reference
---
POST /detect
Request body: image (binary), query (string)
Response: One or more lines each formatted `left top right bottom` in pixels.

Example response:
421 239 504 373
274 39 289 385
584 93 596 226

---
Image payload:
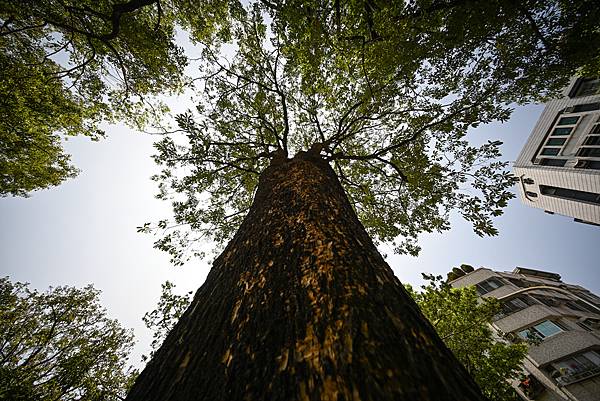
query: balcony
555 365 600 386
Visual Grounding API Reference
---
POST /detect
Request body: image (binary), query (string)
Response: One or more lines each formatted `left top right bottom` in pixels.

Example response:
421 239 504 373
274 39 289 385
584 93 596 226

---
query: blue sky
1 101 598 366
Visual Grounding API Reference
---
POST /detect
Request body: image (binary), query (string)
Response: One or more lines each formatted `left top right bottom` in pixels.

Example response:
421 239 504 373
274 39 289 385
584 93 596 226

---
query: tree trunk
126 150 486 401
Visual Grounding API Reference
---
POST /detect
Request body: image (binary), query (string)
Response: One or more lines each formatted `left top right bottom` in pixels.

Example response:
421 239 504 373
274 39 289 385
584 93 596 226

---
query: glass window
586 351 600 366
552 127 572 136
557 116 579 125
581 318 600 331
535 320 563 338
584 136 600 145
518 329 532 340
540 158 567 167
575 160 600 170
546 138 566 146
518 320 565 340
475 277 504 295
577 148 600 157
573 103 600 113
540 159 567 167
553 351 600 375
541 148 560 156
565 301 584 312
540 185 600 205
570 78 600 97
592 125 600 135
574 291 600 306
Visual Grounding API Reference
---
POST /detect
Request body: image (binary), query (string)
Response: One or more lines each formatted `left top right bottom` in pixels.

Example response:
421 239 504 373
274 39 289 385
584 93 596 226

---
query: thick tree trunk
126 151 485 401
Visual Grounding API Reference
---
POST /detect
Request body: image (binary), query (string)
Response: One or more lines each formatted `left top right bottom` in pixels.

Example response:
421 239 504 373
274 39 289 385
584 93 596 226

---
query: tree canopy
406 274 528 401
0 0 240 196
143 0 600 263
0 277 135 400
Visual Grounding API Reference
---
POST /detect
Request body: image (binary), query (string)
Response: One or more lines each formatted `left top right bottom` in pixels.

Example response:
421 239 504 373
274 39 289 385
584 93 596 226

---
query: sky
1 95 599 367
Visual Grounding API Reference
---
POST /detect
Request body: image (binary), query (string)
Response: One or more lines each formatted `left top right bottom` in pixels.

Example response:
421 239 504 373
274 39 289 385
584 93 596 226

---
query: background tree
0 277 136 401
446 263 475 281
406 274 528 401
141 281 192 362
0 0 237 196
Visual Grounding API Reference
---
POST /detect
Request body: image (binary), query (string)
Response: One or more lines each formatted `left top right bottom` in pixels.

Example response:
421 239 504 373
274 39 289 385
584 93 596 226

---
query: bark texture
126 150 486 401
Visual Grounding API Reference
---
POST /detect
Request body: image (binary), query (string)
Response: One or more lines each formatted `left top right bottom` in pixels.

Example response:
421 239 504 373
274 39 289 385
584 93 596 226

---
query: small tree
0 277 136 401
406 274 528 401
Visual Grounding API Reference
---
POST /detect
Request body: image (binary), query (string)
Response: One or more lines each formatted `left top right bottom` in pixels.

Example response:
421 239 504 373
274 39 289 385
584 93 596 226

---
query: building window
574 159 600 170
557 116 580 125
540 158 567 167
536 114 581 160
573 291 600 307
577 119 600 159
551 127 572 136
518 320 566 341
577 148 600 157
564 300 585 312
573 103 600 113
532 295 562 308
494 295 537 320
475 277 505 295
540 185 600 205
569 78 600 98
578 318 600 331
541 148 560 156
552 351 600 386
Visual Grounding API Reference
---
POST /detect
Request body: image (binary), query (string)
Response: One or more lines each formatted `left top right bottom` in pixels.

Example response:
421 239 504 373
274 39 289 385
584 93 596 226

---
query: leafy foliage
142 281 192 361
143 0 600 264
0 277 136 401
0 0 239 196
406 274 528 401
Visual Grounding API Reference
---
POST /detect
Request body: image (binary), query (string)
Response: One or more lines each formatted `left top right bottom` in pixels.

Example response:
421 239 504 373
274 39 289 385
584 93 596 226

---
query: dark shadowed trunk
126 150 486 401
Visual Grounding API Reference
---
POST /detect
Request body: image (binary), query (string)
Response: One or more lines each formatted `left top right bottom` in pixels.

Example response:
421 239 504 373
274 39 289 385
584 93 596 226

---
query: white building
451 267 600 401
514 77 600 226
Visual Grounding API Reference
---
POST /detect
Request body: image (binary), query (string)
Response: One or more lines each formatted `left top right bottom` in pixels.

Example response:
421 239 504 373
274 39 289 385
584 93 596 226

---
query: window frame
517 319 566 341
475 277 505 295
536 113 582 161
540 185 600 206
576 116 600 160
569 78 600 98
551 350 600 386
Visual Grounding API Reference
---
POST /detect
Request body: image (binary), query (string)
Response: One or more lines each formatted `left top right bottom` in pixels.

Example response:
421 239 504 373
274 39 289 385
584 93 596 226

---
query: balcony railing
555 366 600 386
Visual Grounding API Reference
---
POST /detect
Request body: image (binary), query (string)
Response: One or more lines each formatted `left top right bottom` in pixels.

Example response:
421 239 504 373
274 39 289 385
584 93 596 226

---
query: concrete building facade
451 267 600 401
513 77 600 226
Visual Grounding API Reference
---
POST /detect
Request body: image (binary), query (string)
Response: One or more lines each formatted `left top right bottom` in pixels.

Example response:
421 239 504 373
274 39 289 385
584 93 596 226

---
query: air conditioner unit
575 159 589 168
533 158 543 165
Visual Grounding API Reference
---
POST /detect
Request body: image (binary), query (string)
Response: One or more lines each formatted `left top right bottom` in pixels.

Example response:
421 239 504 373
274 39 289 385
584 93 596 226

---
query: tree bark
126 150 486 401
